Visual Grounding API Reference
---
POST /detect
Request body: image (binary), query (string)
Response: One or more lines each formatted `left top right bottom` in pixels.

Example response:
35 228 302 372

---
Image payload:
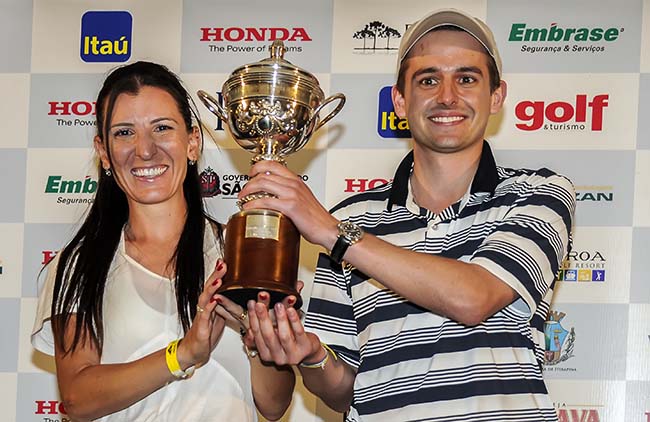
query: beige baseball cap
397 8 502 79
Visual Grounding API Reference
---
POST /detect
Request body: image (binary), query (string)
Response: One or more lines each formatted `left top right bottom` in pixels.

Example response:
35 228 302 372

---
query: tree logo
353 21 401 53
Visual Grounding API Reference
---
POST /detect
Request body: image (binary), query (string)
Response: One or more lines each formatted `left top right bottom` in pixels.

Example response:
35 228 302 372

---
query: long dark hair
51 61 222 354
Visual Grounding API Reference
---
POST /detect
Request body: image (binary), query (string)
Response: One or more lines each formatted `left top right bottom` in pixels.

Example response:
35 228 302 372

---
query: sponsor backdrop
1 0 648 420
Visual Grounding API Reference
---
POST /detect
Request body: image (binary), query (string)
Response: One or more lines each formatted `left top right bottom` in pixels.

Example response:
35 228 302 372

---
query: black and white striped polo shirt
304 141 575 422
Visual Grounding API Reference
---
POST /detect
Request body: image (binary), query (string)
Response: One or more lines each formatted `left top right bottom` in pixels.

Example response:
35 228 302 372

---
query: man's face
392 29 506 154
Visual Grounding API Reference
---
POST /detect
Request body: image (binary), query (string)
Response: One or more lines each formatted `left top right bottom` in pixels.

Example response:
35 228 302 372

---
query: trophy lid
223 40 323 96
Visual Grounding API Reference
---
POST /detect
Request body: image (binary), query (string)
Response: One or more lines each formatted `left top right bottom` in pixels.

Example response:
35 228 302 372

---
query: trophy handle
197 90 229 121
311 93 346 132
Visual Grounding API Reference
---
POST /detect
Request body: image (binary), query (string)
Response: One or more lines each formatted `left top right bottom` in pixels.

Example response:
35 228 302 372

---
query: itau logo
544 310 576 366
352 20 402 53
80 11 132 63
377 86 410 139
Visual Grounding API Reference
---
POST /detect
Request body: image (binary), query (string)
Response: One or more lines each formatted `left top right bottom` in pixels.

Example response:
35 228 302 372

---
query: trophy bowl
198 40 345 309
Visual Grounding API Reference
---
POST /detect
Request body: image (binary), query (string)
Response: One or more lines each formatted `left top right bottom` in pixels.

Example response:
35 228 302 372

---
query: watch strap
330 235 350 264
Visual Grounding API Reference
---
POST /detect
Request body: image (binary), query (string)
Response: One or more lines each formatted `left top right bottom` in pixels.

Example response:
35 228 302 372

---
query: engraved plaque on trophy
198 40 345 309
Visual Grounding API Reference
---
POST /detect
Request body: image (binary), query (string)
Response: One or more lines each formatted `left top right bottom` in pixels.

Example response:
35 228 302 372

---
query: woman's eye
154 124 172 132
113 128 132 137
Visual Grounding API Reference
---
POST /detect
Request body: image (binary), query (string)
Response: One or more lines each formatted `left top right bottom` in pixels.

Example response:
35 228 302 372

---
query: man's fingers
254 302 289 363
247 301 272 358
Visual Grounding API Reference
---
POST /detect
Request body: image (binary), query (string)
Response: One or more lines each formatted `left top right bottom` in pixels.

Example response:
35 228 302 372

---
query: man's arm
246 300 357 413
240 161 575 325
338 234 517 325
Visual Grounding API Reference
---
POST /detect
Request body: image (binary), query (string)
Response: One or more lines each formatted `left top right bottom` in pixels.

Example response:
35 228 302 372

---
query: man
239 8 574 421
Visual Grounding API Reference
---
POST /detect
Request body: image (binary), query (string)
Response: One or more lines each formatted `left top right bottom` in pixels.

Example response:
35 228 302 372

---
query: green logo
45 176 97 194
509 23 621 42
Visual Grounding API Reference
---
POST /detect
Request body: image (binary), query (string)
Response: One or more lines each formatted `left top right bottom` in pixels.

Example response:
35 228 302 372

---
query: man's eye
459 76 476 84
420 78 436 86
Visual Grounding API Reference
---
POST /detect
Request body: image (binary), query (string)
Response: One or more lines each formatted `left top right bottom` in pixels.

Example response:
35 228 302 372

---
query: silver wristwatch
330 220 364 264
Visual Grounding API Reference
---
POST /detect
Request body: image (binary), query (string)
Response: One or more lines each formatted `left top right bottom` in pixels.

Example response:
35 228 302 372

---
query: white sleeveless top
31 225 256 421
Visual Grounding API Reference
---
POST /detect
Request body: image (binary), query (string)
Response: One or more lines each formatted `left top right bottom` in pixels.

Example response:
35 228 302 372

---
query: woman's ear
94 135 111 171
187 126 200 162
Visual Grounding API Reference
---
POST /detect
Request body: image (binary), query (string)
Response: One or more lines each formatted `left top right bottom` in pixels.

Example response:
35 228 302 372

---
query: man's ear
490 80 507 115
391 85 407 119
94 135 111 170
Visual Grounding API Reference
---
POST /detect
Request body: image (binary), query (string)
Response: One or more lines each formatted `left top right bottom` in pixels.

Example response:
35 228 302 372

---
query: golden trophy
198 40 345 308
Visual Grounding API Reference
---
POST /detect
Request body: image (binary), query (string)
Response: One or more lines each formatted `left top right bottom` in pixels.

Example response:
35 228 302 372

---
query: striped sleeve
304 252 360 369
470 173 576 320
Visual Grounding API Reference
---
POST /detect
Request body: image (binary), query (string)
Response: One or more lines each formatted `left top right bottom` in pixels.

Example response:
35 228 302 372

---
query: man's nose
436 79 458 106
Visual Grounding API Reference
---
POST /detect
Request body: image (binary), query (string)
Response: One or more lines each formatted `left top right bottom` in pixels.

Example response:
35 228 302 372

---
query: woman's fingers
204 259 226 288
213 294 249 326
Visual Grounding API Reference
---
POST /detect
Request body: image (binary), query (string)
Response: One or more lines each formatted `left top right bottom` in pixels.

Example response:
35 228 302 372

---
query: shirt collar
387 140 500 211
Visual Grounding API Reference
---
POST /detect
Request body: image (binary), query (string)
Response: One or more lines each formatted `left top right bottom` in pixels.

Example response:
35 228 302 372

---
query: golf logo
514 94 609 132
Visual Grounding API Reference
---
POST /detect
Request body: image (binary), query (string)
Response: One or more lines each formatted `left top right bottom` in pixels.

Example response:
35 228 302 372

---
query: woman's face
95 85 199 208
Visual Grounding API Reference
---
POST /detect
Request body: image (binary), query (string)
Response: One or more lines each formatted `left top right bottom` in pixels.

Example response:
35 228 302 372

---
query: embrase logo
514 94 608 131
80 11 132 63
45 176 97 194
509 23 622 42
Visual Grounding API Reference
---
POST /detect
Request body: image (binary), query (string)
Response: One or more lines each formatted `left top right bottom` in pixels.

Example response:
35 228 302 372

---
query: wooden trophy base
220 208 303 309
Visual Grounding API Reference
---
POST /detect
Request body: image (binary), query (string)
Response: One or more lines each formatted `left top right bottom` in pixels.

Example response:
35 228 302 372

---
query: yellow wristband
299 343 338 370
165 339 195 379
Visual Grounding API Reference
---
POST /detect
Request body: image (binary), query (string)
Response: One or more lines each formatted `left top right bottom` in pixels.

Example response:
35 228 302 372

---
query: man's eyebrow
457 66 484 75
411 67 440 80
411 66 484 81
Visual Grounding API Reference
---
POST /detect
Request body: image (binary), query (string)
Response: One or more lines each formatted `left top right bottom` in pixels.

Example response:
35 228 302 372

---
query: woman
31 61 294 421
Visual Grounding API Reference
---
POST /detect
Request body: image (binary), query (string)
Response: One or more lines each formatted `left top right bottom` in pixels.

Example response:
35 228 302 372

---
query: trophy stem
252 137 285 164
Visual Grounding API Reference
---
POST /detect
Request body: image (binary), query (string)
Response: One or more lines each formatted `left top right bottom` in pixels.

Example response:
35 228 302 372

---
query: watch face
339 221 363 242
